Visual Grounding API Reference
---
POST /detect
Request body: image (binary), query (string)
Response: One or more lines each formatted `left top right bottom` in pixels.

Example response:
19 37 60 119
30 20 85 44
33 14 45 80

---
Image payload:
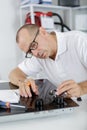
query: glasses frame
25 29 39 58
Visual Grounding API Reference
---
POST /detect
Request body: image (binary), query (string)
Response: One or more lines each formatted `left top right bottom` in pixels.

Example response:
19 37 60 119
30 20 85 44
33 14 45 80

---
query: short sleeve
18 56 42 76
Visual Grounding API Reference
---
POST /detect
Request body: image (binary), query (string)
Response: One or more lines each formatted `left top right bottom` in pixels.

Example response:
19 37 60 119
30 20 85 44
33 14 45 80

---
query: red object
25 11 53 27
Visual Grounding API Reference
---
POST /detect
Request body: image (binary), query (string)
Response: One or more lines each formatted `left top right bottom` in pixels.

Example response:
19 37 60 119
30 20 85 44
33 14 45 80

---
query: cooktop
0 80 79 122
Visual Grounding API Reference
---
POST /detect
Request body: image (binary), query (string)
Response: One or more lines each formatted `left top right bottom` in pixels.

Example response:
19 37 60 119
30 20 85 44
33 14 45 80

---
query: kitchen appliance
0 81 79 123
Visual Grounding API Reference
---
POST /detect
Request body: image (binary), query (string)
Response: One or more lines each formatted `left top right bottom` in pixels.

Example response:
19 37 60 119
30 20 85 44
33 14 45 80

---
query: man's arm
78 81 87 95
9 67 38 97
57 80 87 97
9 67 27 86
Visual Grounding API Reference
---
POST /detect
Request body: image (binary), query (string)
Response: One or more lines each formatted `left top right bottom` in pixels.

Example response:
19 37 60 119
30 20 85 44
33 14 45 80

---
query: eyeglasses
25 29 39 58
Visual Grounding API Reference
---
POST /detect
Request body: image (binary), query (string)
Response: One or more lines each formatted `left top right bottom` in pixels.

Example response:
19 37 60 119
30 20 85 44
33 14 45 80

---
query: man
9 24 87 98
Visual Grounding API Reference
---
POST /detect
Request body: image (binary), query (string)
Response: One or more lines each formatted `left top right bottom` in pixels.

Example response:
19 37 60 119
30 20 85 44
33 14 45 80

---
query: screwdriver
0 100 25 109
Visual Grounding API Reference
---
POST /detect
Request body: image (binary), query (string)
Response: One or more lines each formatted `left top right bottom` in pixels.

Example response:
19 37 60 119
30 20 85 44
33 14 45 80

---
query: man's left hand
56 80 83 97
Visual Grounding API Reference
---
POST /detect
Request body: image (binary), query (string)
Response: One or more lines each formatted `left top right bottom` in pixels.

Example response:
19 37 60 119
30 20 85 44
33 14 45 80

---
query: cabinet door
72 6 87 32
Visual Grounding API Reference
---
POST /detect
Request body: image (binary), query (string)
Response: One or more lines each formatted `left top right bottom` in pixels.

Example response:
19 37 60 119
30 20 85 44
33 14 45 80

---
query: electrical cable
54 22 71 31
52 12 71 32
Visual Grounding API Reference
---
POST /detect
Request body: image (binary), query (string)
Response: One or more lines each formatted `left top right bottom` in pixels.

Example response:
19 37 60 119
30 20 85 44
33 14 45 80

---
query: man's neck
50 32 57 60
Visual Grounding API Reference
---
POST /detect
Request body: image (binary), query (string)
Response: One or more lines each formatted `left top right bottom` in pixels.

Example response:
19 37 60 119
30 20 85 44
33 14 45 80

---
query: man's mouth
38 51 46 58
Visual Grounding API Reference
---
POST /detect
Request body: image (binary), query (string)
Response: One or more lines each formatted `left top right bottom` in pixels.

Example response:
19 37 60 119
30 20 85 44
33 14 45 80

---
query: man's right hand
18 78 39 97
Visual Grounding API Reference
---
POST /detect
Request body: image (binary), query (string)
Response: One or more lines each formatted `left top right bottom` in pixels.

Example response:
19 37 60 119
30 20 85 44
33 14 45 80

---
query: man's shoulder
64 30 86 36
53 30 85 38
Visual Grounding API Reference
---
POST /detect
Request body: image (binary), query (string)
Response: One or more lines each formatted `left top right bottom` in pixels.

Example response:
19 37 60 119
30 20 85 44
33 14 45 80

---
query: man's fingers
30 82 39 95
57 85 72 95
26 79 39 95
57 86 81 97
58 80 75 89
20 79 39 97
25 86 32 97
19 86 29 97
18 81 27 97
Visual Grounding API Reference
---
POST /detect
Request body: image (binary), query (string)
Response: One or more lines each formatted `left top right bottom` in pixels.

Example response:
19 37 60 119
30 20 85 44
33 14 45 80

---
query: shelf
20 4 87 10
20 4 87 31
20 4 71 10
72 5 87 10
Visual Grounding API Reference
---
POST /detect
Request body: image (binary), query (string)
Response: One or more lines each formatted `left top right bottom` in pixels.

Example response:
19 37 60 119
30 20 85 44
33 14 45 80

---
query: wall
0 0 23 80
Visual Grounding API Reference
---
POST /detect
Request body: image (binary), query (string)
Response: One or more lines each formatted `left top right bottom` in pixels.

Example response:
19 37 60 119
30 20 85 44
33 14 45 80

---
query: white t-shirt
18 30 87 87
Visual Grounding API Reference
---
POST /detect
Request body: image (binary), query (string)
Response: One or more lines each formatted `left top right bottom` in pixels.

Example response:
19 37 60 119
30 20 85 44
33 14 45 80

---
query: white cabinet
20 4 87 32
71 6 87 32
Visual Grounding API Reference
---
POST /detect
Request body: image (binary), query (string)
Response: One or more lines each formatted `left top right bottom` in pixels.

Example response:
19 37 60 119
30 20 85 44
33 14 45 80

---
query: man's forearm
79 81 87 95
9 73 26 87
9 75 26 87
9 68 27 87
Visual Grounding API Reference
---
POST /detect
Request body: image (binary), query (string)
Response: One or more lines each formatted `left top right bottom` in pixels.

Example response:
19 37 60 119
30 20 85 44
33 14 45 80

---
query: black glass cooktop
0 80 79 121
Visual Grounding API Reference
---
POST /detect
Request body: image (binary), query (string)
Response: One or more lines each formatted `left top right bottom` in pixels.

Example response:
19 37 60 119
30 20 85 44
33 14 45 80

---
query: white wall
0 0 23 80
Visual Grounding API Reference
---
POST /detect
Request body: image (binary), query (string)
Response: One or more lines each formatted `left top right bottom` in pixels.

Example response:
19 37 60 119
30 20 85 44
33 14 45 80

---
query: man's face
18 28 52 59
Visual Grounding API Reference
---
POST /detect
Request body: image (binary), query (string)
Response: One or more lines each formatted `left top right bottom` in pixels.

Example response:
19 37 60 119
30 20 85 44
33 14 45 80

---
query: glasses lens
25 52 32 58
30 42 38 50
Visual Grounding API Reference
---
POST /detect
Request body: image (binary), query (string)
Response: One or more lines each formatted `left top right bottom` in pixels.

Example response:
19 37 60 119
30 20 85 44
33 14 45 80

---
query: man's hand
56 80 83 97
18 78 39 97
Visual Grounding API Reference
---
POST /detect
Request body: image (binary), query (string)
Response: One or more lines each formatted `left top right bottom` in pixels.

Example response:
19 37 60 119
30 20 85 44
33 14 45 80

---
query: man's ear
39 27 47 36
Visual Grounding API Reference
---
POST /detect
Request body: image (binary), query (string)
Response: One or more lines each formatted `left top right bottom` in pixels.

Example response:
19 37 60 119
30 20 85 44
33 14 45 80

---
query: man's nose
32 50 38 56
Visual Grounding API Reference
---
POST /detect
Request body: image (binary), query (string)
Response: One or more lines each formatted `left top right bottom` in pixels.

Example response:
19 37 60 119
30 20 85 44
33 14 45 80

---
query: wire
52 12 71 32
54 22 71 31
